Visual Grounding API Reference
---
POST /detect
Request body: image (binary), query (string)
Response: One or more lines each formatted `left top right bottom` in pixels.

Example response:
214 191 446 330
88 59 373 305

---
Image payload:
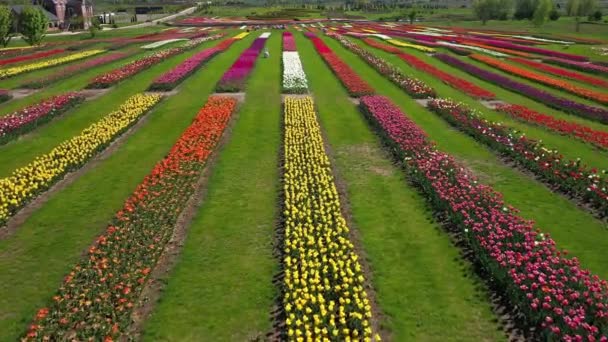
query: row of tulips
282 96 376 341
283 31 297 51
496 103 608 150
0 94 161 226
361 38 402 54
0 49 105 79
426 98 608 217
470 54 608 105
544 57 608 76
20 52 130 89
0 93 84 146
386 38 435 52
215 33 270 92
0 48 66 67
0 89 10 103
149 34 235 91
397 52 495 100
508 57 608 89
329 33 435 98
305 32 374 97
87 35 223 88
359 95 608 340
24 96 237 341
435 53 608 124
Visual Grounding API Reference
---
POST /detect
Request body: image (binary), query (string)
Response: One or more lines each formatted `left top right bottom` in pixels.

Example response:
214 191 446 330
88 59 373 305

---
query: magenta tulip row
215 35 269 92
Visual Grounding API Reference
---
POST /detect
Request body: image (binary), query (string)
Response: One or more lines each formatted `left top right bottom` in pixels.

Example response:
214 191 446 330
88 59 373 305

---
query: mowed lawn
142 32 281 340
0 33 255 341
295 32 504 340
315 34 608 291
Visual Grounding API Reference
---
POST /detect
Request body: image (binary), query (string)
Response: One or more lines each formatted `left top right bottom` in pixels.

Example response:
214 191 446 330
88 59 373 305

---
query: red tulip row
0 49 65 67
496 103 608 150
361 38 403 54
359 94 608 341
305 32 374 97
427 98 608 217
471 54 608 105
397 52 496 100
23 96 238 341
0 93 84 146
508 57 608 89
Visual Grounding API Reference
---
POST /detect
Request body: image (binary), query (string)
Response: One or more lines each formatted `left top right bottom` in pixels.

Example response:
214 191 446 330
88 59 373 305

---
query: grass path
296 32 504 341
141 32 281 341
318 34 608 282
0 37 231 177
0 33 255 341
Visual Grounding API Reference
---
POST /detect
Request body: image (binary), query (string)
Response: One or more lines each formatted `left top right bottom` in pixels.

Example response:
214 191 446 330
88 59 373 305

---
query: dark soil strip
0 96 170 241
125 97 244 341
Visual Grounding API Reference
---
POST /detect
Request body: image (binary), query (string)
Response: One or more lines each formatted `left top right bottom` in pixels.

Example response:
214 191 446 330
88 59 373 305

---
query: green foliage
408 9 417 24
514 0 537 19
473 0 511 24
533 0 552 26
549 8 560 20
89 17 101 38
590 9 602 20
0 5 12 47
19 6 47 46
567 0 596 16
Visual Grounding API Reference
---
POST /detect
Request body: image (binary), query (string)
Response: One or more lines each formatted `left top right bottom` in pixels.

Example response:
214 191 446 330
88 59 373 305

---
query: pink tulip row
0 93 84 145
149 35 236 91
359 94 608 340
283 31 296 51
426 98 608 218
216 35 269 92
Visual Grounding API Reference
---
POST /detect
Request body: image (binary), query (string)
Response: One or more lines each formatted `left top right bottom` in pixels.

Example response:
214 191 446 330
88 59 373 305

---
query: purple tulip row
435 53 608 124
358 94 608 341
215 35 269 92
543 57 608 77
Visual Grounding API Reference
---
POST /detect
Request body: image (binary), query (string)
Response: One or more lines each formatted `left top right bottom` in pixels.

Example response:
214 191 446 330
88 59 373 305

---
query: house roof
10 5 59 21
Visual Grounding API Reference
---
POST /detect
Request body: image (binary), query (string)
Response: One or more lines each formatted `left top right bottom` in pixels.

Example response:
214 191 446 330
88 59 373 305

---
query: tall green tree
514 0 537 19
473 0 496 24
567 0 597 31
408 9 417 24
19 6 47 46
533 0 552 25
0 5 12 47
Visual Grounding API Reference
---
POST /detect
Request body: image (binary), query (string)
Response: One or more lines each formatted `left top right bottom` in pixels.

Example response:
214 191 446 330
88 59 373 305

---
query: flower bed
436 53 608 123
427 98 608 217
330 33 435 98
496 103 608 150
437 41 507 57
282 52 309 93
543 57 608 77
282 31 297 51
361 37 403 54
359 95 608 340
398 52 495 100
0 89 10 103
0 94 162 226
282 96 375 340
20 52 129 89
140 39 188 49
0 93 84 145
149 36 236 91
0 49 65 67
0 50 105 79
23 96 237 340
386 38 435 52
216 33 269 92
509 57 608 88
306 33 374 97
471 54 608 105
462 37 588 61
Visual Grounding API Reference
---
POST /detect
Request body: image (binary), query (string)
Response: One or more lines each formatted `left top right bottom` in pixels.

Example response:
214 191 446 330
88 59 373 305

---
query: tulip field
0 20 607 342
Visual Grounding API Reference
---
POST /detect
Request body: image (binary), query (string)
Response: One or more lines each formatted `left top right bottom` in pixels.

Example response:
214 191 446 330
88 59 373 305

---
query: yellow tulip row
0 93 161 225
233 32 250 40
386 39 435 52
282 96 377 341
0 49 105 79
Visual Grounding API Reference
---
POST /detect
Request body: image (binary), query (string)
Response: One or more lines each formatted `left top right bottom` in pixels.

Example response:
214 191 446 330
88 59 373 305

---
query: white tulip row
141 39 188 49
282 51 309 94
259 32 272 39
437 41 508 57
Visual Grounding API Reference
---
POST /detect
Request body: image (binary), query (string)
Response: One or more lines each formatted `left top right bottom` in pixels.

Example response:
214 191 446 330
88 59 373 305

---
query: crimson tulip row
215 34 269 92
23 96 238 341
329 33 435 98
496 104 608 150
359 95 608 340
470 54 608 106
426 98 608 218
0 93 84 146
305 32 375 97
149 34 235 91
0 49 65 67
397 52 495 100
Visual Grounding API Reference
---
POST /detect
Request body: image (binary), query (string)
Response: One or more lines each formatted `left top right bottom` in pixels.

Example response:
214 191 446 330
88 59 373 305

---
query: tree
0 5 12 47
533 0 552 26
408 9 416 24
89 17 101 38
19 6 47 46
514 0 537 19
567 0 597 31
473 0 496 24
